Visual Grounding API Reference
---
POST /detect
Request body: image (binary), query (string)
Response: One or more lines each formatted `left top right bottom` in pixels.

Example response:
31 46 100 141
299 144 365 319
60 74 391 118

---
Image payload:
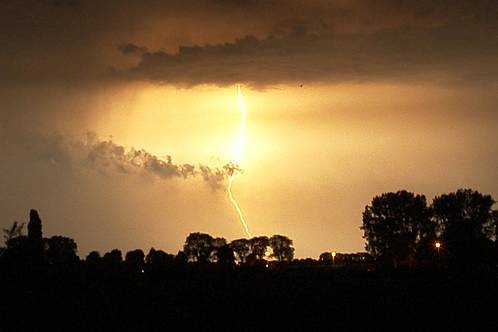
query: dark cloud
121 20 498 87
50 0 79 8
1 0 497 87
118 43 148 56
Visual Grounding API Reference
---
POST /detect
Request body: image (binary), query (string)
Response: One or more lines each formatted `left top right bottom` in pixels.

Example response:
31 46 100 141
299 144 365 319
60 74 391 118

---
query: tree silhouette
319 252 333 263
175 250 188 265
45 236 78 265
3 221 24 243
229 238 251 263
147 248 175 270
211 237 227 262
103 249 123 268
3 210 46 264
183 232 215 263
432 189 496 265
433 189 496 241
27 209 42 240
3 236 30 263
86 251 102 264
125 249 145 272
245 252 258 265
249 236 269 259
269 235 294 261
361 190 433 267
216 244 235 266
493 210 498 240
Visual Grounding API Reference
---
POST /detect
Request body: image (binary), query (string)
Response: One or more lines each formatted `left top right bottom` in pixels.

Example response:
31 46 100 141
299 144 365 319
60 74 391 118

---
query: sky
1 0 497 258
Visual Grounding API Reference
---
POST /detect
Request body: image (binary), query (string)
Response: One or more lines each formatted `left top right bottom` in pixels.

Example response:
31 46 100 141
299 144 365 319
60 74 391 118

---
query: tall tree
27 209 42 241
361 190 433 266
269 235 295 261
5 210 45 263
432 189 496 264
433 189 496 241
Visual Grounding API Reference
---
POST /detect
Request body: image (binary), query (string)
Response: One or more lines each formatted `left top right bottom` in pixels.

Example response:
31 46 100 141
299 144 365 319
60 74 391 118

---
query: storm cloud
1 0 497 87
122 21 498 87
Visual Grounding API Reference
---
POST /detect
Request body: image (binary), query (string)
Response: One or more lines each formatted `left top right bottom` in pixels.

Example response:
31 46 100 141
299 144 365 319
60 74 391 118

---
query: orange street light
435 241 441 257
331 251 336 265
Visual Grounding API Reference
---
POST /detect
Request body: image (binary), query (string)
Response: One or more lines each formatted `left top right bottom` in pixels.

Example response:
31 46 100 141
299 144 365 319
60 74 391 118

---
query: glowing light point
264 247 272 259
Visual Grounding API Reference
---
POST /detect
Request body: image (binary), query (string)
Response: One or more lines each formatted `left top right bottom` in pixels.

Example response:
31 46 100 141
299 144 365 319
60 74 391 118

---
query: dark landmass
1 187 497 331
1 262 496 331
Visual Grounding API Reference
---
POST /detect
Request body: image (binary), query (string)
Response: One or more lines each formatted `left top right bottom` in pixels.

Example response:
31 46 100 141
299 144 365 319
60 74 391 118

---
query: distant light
435 242 441 249
331 251 336 257
141 269 145 273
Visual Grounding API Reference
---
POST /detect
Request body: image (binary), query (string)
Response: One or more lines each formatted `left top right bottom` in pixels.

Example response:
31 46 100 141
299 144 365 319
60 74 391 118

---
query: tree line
0 210 295 270
0 189 496 331
1 187 496 271
183 232 294 265
361 188 497 268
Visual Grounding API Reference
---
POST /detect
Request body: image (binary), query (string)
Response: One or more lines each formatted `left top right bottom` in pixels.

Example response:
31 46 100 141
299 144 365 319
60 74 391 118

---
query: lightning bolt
228 175 250 237
228 85 251 237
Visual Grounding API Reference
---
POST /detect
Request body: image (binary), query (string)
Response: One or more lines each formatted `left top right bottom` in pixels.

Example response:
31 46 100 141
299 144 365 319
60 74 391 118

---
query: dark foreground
1 265 497 331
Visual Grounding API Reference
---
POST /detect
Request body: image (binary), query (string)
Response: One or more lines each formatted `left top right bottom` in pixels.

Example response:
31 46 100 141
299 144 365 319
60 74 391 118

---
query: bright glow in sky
62 82 495 257
1 0 497 258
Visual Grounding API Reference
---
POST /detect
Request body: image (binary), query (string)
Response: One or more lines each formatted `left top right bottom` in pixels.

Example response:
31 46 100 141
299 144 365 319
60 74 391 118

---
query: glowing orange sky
1 1 497 258
17 82 489 257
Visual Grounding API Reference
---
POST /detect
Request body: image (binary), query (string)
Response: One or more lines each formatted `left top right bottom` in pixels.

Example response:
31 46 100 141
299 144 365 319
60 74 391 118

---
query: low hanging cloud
121 20 498 87
117 43 148 56
82 133 240 189
8 131 241 190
